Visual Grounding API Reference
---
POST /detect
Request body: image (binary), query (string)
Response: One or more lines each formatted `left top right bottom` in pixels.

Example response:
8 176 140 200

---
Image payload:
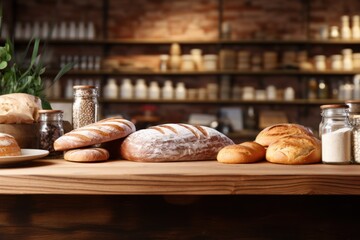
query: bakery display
64 148 109 162
217 141 266 164
0 133 21 156
266 134 321 164
255 123 313 147
121 123 234 162
54 117 136 151
0 93 42 124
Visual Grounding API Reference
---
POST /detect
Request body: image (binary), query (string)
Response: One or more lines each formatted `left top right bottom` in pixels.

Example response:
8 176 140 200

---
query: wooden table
1 158 360 239
1 158 360 195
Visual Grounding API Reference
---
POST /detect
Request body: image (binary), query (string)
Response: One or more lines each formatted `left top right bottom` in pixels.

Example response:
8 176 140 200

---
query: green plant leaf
0 61 7 69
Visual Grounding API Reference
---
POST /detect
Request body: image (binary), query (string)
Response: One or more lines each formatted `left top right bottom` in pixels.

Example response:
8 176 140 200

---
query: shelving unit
5 0 360 139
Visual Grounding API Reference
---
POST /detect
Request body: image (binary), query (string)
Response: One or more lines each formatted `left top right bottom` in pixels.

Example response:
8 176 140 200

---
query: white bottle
341 15 352 39
41 22 49 39
284 87 295 100
78 21 86 39
352 15 360 39
342 48 353 70
120 78 133 99
15 22 22 39
69 21 77 39
134 79 147 99
59 21 67 39
87 22 96 39
103 78 119 99
148 81 160 100
162 80 174 100
175 82 187 100
65 79 74 99
33 21 41 38
51 23 59 39
24 22 32 39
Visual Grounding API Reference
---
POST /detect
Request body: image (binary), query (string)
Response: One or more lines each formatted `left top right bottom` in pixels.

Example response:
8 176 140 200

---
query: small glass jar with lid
345 100 360 163
38 110 64 155
73 85 99 129
319 104 352 164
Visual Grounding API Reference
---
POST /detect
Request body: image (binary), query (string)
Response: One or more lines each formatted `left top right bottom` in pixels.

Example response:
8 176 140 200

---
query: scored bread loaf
121 123 234 162
266 134 321 165
0 133 21 156
54 117 136 151
217 141 266 164
255 123 314 147
64 148 109 162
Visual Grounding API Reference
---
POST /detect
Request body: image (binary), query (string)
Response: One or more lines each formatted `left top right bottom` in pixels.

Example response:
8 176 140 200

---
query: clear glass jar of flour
345 100 360 163
319 104 352 164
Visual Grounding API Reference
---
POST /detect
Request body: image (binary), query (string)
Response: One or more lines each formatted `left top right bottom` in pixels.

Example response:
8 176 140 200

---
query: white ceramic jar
103 78 119 99
175 82 187 100
120 78 133 99
135 79 147 99
148 81 160 100
203 54 218 71
162 80 174 100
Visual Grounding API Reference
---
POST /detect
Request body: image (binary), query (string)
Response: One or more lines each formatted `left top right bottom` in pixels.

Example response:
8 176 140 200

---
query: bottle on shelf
134 79 147 99
162 80 174 100
284 87 295 101
244 107 257 130
87 22 96 39
41 21 49 39
342 48 353 70
103 78 119 99
15 22 22 39
191 49 203 71
330 26 340 39
78 21 86 39
352 15 360 39
120 78 134 99
318 79 329 99
169 43 181 71
65 79 74 99
33 21 41 38
69 21 77 39
159 54 169 72
308 78 318 99
148 81 161 100
59 21 67 39
175 82 187 100
341 15 351 39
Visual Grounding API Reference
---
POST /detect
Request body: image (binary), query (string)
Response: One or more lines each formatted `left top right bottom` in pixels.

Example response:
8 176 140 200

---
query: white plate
0 149 49 166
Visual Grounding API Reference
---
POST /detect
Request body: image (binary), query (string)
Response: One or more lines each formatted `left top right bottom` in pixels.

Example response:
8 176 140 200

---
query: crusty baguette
0 133 21 156
266 134 321 165
255 123 314 147
54 117 136 151
64 148 109 162
217 141 266 164
121 123 234 162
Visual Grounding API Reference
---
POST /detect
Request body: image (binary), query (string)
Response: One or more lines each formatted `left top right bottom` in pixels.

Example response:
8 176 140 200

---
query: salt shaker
72 85 99 129
319 104 352 164
38 110 64 155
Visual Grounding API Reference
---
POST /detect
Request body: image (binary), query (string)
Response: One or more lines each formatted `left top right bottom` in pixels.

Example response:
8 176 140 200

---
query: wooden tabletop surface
1 158 360 195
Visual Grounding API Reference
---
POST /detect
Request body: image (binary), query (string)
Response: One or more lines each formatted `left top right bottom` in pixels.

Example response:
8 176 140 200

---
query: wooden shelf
1 159 360 195
49 98 343 105
47 69 360 76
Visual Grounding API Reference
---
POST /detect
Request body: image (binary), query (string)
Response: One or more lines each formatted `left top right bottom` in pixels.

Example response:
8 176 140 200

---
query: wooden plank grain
1 160 360 194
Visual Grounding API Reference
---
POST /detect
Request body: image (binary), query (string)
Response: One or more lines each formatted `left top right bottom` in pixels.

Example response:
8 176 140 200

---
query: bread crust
64 148 109 162
54 117 136 151
266 134 321 165
255 123 313 147
0 133 21 156
121 124 234 162
217 141 266 164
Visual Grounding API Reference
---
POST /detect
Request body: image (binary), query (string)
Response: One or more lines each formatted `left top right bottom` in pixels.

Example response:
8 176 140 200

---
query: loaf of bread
54 117 136 151
0 133 21 156
64 148 109 162
0 93 42 124
255 123 313 147
217 141 266 164
266 134 321 165
121 123 234 162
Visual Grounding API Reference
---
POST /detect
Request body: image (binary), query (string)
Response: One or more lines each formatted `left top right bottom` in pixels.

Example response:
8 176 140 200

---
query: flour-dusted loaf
0 93 42 124
266 134 321 165
64 148 109 162
121 123 234 162
54 117 136 151
217 141 266 164
255 123 314 147
0 133 21 156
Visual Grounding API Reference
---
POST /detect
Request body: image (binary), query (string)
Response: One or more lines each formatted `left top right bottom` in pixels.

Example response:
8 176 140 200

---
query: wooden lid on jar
345 100 360 113
320 104 348 109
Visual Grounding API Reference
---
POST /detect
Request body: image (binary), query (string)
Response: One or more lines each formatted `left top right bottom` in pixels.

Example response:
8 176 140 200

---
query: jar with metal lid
319 104 352 164
38 110 64 155
345 100 360 163
73 85 98 129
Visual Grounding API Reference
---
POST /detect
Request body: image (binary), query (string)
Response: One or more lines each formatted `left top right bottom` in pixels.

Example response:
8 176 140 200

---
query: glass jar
319 104 352 164
38 110 64 155
345 100 360 163
73 85 99 129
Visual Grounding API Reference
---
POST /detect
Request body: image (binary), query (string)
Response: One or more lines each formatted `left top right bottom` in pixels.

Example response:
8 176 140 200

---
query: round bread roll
217 141 266 164
64 148 109 163
266 134 321 165
0 133 21 156
255 123 313 147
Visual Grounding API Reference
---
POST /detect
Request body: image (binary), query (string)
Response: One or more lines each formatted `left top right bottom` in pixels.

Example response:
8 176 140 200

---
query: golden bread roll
64 148 109 162
217 141 266 164
266 134 321 165
255 123 313 147
0 133 21 156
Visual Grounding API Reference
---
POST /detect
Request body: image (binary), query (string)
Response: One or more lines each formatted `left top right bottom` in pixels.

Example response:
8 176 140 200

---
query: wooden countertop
1 158 360 195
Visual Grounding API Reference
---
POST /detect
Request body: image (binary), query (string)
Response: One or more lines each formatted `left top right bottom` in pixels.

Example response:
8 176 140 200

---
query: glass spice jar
345 100 360 163
38 110 64 155
319 104 352 164
73 85 99 129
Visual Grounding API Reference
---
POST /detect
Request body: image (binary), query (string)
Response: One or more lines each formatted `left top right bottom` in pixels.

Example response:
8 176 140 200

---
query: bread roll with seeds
54 117 136 151
121 123 234 162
